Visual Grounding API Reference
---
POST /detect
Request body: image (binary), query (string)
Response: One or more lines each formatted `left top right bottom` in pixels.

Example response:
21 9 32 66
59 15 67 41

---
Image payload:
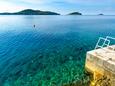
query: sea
0 15 115 86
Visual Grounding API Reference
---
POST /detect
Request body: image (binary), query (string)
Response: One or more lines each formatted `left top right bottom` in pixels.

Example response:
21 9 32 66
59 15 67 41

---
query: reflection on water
0 15 115 86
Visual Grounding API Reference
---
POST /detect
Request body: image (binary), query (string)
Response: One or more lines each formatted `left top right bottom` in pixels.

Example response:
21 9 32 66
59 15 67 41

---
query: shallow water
0 15 115 86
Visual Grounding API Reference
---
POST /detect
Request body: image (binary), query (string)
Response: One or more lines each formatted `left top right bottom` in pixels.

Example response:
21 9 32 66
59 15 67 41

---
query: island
68 12 82 15
98 14 104 15
0 9 60 15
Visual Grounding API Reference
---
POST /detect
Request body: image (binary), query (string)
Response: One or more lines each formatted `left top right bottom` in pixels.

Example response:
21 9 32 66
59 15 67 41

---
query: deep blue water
0 15 115 86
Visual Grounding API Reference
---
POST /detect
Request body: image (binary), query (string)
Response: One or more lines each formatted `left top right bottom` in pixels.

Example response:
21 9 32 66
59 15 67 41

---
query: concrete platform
85 45 115 86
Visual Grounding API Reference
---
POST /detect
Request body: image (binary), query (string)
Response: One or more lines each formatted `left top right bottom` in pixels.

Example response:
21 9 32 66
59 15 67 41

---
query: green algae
4 58 90 86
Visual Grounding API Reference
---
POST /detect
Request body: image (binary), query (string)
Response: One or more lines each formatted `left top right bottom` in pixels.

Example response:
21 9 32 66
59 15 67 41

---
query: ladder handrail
106 36 115 51
106 36 115 40
95 36 115 50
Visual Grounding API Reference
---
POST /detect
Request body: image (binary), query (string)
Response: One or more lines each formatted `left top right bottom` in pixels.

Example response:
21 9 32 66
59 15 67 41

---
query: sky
0 0 115 15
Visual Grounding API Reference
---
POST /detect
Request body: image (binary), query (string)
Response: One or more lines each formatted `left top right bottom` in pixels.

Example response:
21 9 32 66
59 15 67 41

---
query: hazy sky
0 0 115 15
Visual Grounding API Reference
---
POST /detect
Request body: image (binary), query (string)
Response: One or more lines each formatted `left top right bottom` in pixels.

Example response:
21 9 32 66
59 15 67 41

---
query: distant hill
68 12 82 15
0 9 60 15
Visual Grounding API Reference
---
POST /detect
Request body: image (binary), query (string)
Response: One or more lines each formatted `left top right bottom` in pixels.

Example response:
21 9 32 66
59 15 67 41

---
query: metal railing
95 36 115 50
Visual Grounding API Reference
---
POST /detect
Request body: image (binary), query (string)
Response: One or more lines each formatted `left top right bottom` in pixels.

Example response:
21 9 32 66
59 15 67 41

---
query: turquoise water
0 15 115 86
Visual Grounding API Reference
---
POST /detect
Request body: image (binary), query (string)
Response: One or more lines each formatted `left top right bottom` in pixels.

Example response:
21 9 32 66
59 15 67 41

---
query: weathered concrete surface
85 45 115 86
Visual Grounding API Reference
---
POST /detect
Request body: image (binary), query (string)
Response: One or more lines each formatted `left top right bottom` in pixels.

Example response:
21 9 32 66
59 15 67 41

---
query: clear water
0 15 115 86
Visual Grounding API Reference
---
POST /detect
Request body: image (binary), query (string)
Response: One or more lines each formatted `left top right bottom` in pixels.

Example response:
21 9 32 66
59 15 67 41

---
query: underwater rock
38 54 43 59
69 56 73 60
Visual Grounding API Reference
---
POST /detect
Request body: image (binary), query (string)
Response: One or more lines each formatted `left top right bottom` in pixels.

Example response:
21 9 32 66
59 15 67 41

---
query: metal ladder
95 36 115 50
